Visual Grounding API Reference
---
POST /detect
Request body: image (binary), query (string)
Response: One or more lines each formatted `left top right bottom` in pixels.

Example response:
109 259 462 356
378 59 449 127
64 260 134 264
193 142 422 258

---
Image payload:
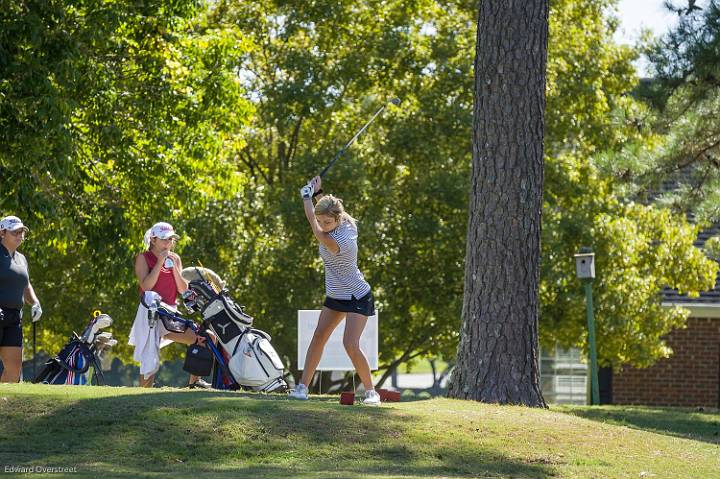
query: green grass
1 384 718 478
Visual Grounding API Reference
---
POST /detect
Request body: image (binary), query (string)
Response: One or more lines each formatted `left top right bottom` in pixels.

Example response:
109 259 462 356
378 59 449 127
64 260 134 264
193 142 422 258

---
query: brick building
609 225 720 408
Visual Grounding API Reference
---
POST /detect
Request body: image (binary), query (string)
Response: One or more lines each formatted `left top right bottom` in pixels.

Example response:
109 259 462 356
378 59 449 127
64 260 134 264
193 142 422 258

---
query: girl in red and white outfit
129 222 209 388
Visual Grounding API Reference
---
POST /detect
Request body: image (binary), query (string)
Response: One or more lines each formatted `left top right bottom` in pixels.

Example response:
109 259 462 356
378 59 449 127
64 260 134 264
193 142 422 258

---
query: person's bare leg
164 329 207 385
342 313 374 391
299 307 345 386
139 373 155 388
0 347 22 383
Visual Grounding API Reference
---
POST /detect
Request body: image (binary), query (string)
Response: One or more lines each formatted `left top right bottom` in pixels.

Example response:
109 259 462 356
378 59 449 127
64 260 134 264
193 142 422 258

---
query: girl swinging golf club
290 177 381 406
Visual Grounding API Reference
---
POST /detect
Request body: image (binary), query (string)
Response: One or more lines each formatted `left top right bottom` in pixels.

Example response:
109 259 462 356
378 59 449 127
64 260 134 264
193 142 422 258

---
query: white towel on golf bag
128 303 173 380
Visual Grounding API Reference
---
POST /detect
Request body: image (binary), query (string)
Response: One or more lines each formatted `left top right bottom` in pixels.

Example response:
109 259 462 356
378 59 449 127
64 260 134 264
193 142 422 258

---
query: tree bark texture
448 0 548 407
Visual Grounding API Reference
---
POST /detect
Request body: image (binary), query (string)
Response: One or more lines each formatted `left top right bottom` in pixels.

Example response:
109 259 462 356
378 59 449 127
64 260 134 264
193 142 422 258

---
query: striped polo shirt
319 221 371 300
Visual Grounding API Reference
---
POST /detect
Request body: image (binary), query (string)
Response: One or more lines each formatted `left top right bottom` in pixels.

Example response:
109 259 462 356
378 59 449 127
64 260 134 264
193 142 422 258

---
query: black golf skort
323 291 376 317
0 308 23 348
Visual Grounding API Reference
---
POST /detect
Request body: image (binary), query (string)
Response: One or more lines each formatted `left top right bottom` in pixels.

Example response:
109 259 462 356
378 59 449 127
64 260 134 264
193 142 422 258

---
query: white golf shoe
288 383 309 400
362 390 381 406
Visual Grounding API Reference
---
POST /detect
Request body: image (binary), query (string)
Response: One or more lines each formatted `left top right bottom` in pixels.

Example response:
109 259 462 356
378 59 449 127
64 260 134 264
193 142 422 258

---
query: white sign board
297 310 378 371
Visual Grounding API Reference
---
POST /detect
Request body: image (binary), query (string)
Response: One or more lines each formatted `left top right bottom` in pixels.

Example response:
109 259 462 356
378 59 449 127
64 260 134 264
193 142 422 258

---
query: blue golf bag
33 335 102 385
33 312 114 385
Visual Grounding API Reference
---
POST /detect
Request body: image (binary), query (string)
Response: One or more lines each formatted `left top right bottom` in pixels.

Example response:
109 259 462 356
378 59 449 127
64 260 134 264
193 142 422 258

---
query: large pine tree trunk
448 0 548 406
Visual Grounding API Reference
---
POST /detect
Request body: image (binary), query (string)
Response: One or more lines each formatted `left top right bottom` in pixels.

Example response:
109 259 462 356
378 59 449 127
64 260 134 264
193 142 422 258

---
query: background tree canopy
1 0 716 381
0 0 254 361
601 1 720 224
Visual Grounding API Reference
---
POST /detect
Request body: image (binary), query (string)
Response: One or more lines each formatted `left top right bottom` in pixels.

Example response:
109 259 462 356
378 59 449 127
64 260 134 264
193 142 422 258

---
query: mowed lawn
0 384 718 478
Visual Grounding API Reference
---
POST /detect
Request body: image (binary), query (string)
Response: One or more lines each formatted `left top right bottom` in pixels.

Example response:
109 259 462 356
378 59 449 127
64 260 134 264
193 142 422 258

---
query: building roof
648 163 720 308
662 222 720 306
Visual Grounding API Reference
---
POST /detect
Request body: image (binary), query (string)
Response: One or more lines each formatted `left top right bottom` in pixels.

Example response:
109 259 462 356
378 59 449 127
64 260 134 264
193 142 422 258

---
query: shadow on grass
0 388 555 478
558 405 720 445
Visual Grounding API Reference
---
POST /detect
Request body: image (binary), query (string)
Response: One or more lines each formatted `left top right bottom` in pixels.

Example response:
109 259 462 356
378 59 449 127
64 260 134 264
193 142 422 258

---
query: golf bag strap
228 328 269 356
250 328 271 341
157 308 196 332
52 354 92 374
231 329 249 356
205 332 238 386
220 294 253 325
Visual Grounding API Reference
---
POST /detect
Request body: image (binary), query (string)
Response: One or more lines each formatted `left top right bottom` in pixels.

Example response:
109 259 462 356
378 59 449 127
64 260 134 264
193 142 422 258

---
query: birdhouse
574 251 595 279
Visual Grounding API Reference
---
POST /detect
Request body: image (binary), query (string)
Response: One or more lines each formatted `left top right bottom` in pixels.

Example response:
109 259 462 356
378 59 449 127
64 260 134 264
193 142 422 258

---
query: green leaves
2 0 716 374
620 1 720 222
1 0 254 357
541 151 718 368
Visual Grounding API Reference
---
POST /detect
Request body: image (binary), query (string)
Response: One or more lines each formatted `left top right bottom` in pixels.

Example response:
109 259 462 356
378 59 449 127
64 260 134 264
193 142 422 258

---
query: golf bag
192 280 254 348
34 313 115 385
226 328 286 393
33 335 98 385
182 269 287 393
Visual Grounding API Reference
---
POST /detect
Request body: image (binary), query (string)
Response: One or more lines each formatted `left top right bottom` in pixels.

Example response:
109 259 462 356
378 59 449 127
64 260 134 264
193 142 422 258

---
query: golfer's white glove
31 303 42 322
300 184 314 199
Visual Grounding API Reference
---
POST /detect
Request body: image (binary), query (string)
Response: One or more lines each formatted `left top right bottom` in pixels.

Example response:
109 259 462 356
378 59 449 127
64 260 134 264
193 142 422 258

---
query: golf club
94 337 114 349
96 339 117 357
318 97 401 178
80 314 113 344
197 261 222 294
95 331 113 341
93 332 114 347
32 322 37 379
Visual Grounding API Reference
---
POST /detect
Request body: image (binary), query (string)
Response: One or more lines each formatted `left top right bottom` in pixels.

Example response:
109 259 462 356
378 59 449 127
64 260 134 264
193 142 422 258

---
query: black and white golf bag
183 274 287 393
226 328 287 393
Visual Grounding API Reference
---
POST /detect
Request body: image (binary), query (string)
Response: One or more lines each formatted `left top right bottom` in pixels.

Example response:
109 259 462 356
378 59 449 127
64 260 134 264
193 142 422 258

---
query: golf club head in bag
181 266 225 290
181 289 200 313
93 332 113 344
96 338 118 358
92 332 114 354
181 265 226 313
80 313 113 344
183 280 218 312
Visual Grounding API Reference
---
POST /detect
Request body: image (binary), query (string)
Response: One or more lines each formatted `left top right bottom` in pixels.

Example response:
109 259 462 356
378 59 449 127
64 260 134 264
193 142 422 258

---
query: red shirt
139 251 178 305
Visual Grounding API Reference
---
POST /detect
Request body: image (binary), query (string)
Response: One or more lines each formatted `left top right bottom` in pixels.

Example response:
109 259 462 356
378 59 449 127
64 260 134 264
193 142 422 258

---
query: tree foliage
540 0 718 368
606 1 720 223
0 0 253 358
0 0 716 378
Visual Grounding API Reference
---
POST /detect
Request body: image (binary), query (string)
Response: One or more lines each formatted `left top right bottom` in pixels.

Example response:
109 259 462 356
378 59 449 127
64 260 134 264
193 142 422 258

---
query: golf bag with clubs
33 312 117 385
180 267 287 393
